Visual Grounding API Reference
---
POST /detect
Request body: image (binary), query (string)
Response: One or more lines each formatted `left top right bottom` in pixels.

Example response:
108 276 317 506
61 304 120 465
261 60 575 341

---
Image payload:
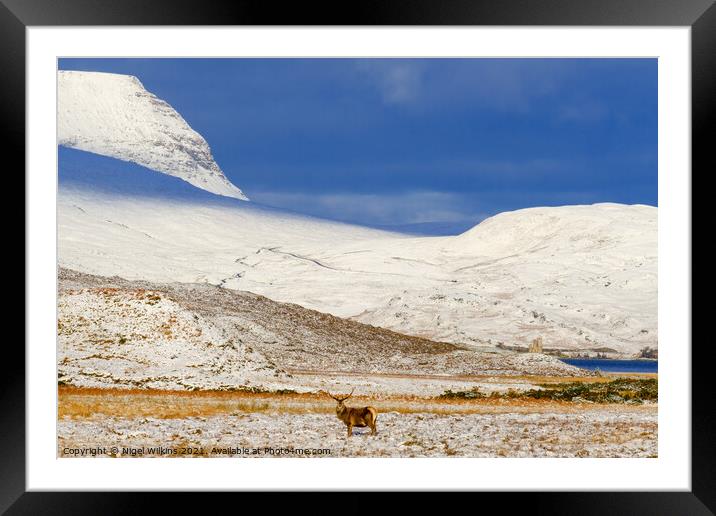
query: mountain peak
451 203 656 256
57 70 248 201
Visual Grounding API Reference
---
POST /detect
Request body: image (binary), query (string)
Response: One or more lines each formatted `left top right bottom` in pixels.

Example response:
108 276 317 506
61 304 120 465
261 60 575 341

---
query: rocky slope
58 268 590 390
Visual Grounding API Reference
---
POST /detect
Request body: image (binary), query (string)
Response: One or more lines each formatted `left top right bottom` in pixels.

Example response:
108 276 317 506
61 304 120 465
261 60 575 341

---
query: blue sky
59 58 657 234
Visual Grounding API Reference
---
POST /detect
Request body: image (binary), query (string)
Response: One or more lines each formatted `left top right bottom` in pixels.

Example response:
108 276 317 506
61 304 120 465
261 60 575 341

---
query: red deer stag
326 389 378 437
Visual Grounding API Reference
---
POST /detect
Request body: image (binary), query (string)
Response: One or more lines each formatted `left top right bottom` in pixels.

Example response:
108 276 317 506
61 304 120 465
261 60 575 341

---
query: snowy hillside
59 268 588 390
58 285 285 390
348 203 657 356
58 70 248 200
58 149 657 356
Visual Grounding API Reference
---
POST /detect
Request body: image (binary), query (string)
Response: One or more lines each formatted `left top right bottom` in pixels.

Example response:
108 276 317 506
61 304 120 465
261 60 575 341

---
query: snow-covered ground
58 406 657 458
58 70 247 200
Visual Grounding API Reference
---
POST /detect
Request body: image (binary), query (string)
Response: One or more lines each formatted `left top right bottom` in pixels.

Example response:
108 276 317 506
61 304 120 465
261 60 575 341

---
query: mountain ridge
58 70 248 200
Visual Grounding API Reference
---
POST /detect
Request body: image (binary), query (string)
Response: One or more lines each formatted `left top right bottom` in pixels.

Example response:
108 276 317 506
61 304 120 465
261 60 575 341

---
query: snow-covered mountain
56 71 657 357
58 70 248 200
58 148 657 356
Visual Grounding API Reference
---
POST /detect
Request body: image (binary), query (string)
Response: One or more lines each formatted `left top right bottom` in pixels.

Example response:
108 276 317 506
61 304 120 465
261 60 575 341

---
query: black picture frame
7 0 710 513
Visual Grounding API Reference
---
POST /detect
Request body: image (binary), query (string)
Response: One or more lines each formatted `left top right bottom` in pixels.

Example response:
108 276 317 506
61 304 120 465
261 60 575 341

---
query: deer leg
346 423 353 437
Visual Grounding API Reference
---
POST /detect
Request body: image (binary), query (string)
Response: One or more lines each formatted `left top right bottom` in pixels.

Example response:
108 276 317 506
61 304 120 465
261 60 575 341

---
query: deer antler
323 390 340 401
325 388 356 402
342 388 355 401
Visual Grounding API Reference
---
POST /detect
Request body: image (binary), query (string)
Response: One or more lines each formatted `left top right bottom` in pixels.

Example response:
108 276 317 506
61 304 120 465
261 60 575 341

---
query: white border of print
27 27 690 491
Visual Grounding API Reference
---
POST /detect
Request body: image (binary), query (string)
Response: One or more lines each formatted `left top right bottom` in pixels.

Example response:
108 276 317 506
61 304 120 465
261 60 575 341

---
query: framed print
8 0 712 512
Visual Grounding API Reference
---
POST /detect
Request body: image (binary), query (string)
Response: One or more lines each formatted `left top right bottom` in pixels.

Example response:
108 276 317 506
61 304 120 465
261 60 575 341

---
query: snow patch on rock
57 287 284 390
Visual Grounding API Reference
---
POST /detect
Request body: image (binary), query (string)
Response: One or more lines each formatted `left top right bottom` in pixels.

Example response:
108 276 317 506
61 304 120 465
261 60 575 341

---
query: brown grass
58 385 656 420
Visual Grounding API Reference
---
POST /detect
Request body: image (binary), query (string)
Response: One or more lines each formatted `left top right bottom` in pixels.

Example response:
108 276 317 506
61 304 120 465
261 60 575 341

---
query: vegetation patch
637 346 658 359
221 386 297 395
438 388 487 399
439 378 657 404
526 378 657 403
